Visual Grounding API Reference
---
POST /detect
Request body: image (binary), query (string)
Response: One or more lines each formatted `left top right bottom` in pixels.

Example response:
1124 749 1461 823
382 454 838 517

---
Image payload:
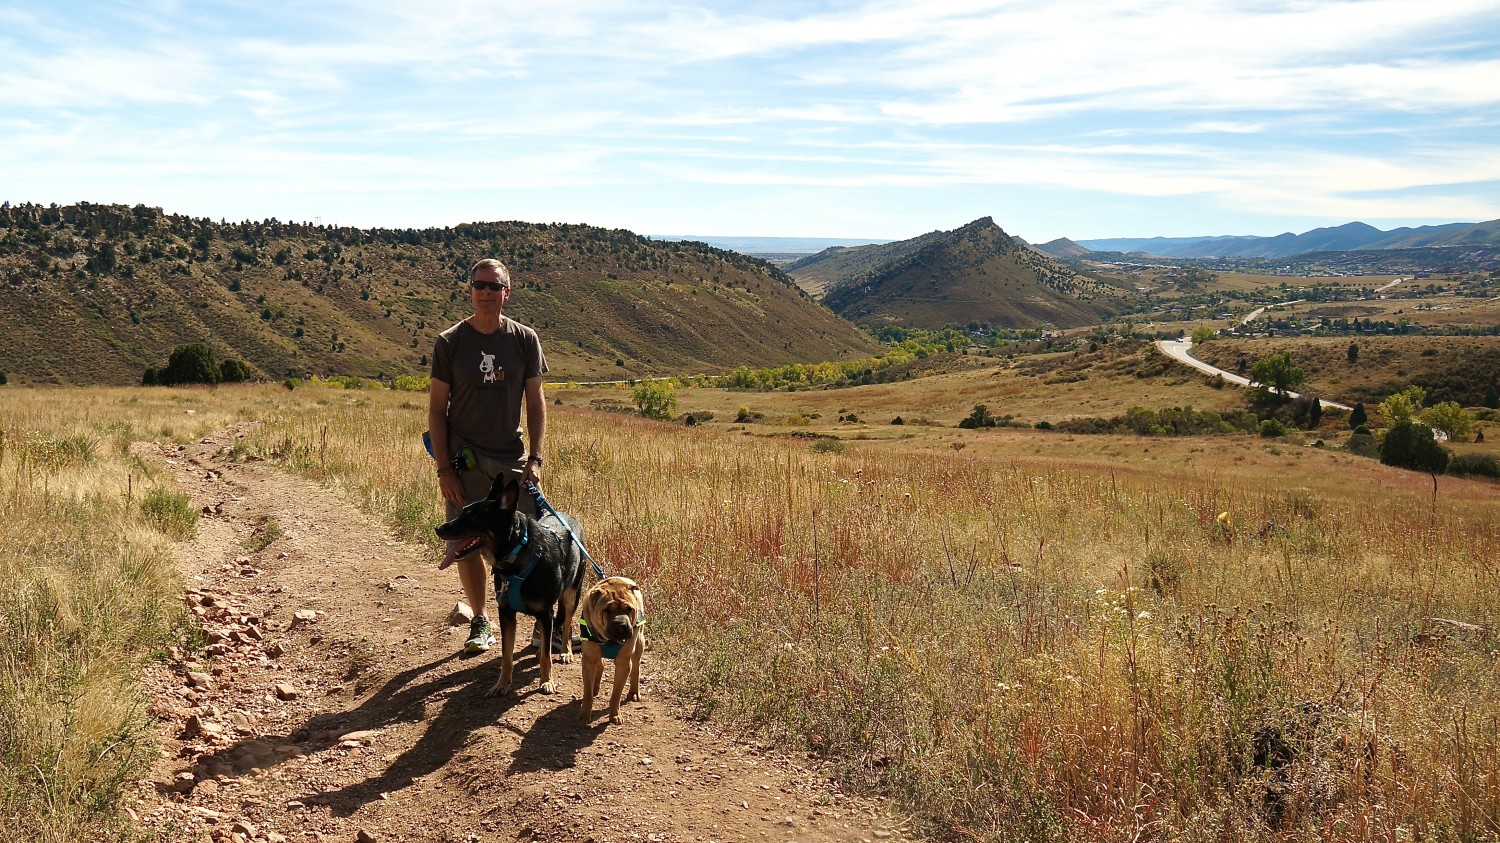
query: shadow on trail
294 645 603 817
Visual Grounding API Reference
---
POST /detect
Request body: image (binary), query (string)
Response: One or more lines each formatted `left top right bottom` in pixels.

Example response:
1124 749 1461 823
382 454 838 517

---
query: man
429 258 548 654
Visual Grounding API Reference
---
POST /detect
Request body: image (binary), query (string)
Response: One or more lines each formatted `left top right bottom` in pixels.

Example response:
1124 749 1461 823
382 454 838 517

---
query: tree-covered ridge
0 202 877 385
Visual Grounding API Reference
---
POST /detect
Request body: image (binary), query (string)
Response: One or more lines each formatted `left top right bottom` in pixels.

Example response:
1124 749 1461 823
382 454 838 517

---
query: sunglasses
471 280 510 292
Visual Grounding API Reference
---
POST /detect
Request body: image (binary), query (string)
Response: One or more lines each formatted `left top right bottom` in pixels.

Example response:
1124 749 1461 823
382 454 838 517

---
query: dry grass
229 383 1500 842
0 387 236 842
6 380 1499 841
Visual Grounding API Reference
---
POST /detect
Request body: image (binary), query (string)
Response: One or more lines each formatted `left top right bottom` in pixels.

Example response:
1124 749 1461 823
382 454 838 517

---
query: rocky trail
129 427 912 843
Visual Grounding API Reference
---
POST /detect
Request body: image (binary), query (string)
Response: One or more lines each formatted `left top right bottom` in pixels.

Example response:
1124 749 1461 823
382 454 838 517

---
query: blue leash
524 480 605 580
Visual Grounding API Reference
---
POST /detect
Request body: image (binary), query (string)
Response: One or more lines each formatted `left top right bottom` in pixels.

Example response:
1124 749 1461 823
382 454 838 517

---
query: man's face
470 266 511 314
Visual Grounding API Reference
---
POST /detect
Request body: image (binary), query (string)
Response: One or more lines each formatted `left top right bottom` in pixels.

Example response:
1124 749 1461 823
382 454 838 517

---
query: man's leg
459 554 493 653
451 462 499 654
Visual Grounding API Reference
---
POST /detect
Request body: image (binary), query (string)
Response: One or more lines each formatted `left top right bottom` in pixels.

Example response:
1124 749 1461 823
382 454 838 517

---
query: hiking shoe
465 616 495 654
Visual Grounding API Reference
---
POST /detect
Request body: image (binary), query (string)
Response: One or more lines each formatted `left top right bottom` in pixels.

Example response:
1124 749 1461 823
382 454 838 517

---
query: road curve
1157 338 1353 411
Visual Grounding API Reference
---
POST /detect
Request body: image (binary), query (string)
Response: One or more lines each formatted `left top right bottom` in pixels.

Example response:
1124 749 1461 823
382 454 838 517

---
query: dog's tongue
438 538 477 570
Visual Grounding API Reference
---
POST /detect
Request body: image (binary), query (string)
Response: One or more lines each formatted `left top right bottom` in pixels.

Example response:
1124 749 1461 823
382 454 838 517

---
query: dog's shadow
186 642 601 818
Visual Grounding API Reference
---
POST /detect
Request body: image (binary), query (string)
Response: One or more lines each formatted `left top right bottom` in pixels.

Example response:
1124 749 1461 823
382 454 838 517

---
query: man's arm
428 377 463 504
522 374 546 483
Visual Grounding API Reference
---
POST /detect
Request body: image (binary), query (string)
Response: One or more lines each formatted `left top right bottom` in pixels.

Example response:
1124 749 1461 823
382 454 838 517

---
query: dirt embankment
130 426 911 843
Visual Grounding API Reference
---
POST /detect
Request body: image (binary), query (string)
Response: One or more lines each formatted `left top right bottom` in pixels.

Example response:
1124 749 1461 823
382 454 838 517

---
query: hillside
783 230 950 295
1033 237 1089 258
0 203 879 385
811 217 1135 330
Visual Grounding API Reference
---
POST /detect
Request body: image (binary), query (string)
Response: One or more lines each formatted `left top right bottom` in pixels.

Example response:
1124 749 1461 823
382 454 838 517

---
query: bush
281 377 301 391
632 380 678 421
1259 419 1288 437
1447 453 1500 478
1034 420 1053 430
0 371 7 385
155 343 220 385
391 374 429 392
219 358 254 383
810 438 845 454
1344 431 1379 457
890 416 904 425
958 404 996 429
138 487 199 540
1380 420 1449 474
1349 402 1368 428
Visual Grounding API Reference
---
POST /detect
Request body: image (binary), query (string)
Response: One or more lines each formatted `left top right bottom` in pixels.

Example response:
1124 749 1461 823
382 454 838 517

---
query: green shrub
281 377 301 391
157 343 220 385
632 380 678 421
810 437 845 454
138 487 198 540
1379 420 1450 474
1259 419 1288 437
1344 431 1379 457
1447 453 1500 478
219 358 255 383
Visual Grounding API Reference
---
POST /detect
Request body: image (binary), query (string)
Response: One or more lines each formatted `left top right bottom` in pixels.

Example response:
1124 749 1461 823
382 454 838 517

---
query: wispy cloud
3 0 1498 237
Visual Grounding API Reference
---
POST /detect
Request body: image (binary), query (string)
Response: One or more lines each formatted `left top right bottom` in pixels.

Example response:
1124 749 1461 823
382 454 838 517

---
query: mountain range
1064 219 1500 259
0 203 877 386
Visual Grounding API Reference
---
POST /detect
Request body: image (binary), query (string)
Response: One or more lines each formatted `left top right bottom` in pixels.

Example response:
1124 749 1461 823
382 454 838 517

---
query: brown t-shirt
431 317 548 461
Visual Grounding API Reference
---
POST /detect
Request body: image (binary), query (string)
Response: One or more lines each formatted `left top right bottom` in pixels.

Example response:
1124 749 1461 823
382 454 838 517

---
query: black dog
434 475 586 696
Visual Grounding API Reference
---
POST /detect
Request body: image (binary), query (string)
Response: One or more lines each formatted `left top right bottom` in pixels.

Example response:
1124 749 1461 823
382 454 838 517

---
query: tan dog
577 576 644 724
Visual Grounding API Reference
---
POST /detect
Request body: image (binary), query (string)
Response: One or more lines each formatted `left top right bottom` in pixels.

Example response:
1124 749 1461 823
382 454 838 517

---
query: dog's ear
629 582 642 593
486 474 519 509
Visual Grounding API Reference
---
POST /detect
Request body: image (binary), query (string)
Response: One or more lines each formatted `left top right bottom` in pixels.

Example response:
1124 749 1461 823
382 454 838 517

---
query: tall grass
0 387 233 842
4 383 1497 841
238 385 1500 841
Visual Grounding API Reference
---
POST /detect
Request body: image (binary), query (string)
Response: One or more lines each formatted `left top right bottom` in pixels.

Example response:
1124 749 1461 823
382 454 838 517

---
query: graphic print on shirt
479 350 503 384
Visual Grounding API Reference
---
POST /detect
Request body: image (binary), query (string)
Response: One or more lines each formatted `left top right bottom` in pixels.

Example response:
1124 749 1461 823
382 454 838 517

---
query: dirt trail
130 426 912 843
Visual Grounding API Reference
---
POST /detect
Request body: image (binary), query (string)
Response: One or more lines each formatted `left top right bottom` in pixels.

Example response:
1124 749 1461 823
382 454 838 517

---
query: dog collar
579 611 646 658
500 521 529 563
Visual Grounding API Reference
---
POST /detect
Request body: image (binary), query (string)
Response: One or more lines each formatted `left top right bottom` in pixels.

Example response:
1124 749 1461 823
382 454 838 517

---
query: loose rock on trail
130 426 911 843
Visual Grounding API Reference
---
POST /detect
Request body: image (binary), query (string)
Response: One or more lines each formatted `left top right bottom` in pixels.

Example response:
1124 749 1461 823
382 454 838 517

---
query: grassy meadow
4 379 1499 841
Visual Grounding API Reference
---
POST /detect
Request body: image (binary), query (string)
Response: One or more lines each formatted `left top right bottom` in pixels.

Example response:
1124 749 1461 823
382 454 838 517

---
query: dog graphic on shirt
479 351 499 384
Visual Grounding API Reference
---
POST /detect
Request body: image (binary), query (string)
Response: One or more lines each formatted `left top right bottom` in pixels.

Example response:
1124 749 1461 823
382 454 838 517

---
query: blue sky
3 0 1499 242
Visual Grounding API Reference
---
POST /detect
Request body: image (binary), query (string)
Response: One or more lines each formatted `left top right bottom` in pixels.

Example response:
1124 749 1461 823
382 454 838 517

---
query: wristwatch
528 454 543 465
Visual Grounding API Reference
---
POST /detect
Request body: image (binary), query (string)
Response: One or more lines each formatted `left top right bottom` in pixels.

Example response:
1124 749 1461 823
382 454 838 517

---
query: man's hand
438 469 464 504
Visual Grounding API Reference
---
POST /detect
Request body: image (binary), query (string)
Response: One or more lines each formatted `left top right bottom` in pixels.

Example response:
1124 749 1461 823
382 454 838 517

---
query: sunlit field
4 381 1498 841
0 388 242 842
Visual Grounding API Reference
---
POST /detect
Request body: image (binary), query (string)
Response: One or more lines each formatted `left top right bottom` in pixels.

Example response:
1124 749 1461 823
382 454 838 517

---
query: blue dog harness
496 521 534 613
578 611 645 659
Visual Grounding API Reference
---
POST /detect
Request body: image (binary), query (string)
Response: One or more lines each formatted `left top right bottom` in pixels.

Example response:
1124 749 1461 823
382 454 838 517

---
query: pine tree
1349 403 1368 428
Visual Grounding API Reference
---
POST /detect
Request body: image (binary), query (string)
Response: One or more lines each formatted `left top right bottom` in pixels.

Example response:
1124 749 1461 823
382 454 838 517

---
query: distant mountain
648 234 889 256
0 203 878 385
1033 237 1089 258
797 217 1135 330
1077 220 1493 258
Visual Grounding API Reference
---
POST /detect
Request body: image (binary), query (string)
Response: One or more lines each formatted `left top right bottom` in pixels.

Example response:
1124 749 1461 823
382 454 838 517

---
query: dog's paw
487 679 512 697
540 681 559 695
558 652 574 664
608 712 623 724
